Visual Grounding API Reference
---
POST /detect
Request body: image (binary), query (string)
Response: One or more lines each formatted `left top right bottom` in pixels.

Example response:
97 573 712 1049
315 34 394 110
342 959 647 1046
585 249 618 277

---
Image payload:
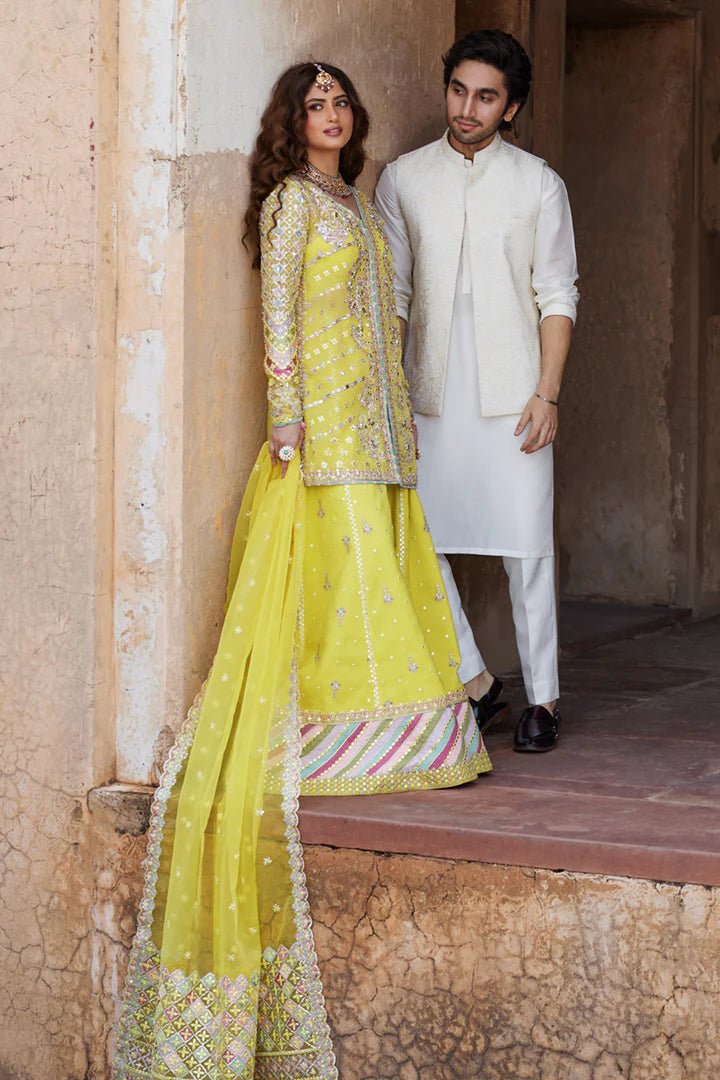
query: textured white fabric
375 132 579 418
438 553 559 704
437 554 484 684
415 267 554 557
506 555 559 704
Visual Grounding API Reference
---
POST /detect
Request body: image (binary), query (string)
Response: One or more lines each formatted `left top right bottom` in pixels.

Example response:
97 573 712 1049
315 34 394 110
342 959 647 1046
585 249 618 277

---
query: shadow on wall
558 15 697 610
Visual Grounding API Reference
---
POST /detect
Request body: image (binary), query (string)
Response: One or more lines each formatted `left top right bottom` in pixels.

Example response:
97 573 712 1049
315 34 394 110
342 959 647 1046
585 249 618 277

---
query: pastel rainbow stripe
299 700 490 797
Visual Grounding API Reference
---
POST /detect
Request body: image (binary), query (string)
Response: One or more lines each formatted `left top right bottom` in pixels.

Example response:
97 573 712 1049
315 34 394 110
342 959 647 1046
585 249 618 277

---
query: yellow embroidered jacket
259 176 417 487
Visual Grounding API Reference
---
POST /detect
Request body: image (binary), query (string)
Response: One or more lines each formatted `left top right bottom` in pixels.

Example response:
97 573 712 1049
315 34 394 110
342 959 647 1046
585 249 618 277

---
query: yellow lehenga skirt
113 450 490 1080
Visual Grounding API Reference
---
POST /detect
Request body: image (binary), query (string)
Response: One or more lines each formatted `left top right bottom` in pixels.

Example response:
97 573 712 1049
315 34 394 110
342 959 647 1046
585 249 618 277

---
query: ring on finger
278 445 295 463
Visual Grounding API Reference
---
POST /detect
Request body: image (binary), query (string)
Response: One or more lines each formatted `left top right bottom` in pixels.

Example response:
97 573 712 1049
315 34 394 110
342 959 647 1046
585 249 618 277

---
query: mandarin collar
439 129 503 170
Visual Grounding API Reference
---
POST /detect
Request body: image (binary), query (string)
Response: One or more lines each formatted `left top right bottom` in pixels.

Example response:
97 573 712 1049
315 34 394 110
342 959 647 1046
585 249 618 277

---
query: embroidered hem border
299 687 466 726
112 671 339 1080
300 749 491 797
302 469 416 488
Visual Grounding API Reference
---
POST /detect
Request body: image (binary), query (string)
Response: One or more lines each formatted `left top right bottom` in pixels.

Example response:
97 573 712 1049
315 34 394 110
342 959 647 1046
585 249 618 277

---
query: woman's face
303 80 354 153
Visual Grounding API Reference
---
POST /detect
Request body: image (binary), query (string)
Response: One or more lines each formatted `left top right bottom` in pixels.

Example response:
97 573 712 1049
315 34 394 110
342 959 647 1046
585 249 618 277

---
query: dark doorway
558 11 699 618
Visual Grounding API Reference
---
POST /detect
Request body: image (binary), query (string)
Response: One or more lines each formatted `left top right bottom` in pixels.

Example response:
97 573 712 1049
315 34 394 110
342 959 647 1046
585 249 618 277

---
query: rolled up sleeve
532 166 580 324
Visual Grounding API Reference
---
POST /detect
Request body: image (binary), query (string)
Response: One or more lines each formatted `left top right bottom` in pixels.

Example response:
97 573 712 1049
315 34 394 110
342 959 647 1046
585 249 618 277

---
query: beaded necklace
301 160 352 199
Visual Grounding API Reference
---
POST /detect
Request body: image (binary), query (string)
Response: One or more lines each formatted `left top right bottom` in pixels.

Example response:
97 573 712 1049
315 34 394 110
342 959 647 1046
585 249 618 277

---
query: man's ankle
465 668 494 701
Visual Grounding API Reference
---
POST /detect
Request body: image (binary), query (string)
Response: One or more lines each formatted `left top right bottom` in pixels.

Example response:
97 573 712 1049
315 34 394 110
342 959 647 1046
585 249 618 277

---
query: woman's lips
324 127 343 136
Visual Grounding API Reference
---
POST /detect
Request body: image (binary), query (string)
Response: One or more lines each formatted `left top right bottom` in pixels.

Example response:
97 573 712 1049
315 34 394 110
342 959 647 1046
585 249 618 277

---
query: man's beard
449 116 502 147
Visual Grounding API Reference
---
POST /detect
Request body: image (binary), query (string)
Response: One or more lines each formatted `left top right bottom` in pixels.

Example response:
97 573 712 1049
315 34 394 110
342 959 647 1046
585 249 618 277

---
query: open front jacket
259 176 417 487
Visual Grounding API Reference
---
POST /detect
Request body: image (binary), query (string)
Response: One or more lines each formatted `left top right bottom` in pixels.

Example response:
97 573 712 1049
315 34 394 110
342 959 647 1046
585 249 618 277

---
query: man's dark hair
442 29 532 130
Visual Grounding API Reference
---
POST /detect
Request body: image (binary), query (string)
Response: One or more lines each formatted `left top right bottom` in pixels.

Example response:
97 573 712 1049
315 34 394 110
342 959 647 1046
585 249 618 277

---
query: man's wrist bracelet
535 392 559 407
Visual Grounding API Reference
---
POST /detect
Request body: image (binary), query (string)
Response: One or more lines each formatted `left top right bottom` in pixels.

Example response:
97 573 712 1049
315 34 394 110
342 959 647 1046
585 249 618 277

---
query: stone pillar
0 0 115 1073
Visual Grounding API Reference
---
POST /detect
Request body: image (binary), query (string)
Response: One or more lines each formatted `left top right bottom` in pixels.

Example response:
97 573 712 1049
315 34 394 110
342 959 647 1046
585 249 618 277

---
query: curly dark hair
243 62 370 267
442 30 532 131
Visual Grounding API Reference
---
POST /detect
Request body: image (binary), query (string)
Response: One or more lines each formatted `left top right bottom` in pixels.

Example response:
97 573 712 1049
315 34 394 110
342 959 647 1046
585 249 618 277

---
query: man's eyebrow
450 78 500 97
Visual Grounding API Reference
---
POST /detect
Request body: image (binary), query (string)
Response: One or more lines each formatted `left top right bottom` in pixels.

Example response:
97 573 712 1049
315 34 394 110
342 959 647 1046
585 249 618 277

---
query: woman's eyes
307 99 351 112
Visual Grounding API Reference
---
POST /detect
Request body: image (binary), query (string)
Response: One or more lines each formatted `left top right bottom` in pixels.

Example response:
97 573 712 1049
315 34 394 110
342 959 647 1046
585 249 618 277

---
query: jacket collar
438 130 503 170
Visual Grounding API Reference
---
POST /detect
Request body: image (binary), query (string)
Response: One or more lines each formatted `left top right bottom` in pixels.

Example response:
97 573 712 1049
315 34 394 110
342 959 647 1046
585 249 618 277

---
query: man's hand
269 421 305 477
515 396 558 454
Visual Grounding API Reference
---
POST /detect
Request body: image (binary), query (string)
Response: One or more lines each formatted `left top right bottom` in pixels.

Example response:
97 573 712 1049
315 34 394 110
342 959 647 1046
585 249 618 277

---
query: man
375 29 579 752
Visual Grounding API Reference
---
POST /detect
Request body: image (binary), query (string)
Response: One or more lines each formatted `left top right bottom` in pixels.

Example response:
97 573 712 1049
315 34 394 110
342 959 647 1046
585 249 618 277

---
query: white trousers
438 553 559 705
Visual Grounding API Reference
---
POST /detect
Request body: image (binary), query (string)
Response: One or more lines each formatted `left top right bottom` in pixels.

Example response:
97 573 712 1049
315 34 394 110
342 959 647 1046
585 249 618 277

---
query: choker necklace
302 160 351 198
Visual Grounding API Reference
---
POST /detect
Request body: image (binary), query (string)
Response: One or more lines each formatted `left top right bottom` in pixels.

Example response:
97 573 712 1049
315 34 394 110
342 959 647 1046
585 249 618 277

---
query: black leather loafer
513 705 561 752
469 676 510 735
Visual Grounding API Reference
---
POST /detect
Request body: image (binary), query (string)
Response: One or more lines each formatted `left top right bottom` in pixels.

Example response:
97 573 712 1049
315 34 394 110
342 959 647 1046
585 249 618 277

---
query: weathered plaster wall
697 3 720 612
559 18 695 605
96 805 720 1080
456 0 531 47
0 0 115 1074
305 847 720 1080
113 0 189 783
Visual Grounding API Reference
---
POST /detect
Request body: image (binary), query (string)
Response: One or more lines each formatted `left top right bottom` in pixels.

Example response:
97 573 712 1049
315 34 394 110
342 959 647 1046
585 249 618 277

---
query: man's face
445 59 519 151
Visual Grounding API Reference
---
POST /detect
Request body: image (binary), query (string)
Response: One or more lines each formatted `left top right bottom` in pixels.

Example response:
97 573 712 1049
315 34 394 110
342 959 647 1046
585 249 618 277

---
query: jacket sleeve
374 162 414 323
532 166 580 323
259 181 310 425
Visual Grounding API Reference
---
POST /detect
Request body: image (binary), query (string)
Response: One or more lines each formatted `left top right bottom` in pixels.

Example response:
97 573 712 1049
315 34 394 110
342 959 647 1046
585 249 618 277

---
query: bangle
535 392 559 406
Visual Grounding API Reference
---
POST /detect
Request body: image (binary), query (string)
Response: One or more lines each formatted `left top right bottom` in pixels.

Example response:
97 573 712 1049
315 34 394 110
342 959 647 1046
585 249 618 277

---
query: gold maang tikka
313 63 335 93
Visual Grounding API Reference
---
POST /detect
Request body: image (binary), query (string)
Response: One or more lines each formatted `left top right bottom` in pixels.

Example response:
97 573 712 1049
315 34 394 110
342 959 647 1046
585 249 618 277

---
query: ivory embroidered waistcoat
393 133 545 417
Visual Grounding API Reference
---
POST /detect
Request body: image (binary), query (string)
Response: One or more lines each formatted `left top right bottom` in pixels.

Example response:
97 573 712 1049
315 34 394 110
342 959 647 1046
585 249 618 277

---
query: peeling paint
118 330 168 564
127 0 179 156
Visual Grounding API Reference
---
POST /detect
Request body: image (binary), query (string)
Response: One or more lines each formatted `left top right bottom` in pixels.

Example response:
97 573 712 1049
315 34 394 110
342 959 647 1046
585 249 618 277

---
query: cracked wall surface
100 822 720 1080
304 847 720 1080
0 0 115 1074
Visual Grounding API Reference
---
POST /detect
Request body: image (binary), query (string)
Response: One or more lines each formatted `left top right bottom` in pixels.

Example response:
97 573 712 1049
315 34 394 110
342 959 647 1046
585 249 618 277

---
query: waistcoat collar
438 130 503 172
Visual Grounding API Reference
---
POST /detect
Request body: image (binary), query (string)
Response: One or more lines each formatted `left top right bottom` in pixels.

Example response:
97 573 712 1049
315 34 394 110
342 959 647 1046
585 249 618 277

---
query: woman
113 62 490 1080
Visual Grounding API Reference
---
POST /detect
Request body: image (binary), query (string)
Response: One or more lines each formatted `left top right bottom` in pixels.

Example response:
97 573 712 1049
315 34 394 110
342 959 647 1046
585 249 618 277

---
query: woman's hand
411 420 420 460
269 421 305 478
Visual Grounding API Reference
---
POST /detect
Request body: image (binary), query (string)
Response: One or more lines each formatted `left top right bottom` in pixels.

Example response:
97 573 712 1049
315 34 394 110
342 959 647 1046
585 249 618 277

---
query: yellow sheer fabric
113 454 337 1079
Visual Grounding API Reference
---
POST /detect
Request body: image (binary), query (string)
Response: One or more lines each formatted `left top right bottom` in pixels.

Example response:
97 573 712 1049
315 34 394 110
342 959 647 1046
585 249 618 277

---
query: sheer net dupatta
113 453 338 1080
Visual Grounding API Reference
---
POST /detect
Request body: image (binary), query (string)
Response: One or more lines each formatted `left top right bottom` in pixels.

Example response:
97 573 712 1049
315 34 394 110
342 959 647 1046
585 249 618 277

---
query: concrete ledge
299 783 720 888
88 776 720 889
89 617 720 890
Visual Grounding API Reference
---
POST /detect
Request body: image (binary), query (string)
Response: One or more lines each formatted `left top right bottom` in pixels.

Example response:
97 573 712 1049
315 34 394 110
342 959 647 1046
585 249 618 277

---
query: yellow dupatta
113 451 337 1079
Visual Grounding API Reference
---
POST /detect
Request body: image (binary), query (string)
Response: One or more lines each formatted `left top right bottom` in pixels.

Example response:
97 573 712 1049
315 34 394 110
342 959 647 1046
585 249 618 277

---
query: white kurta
376 154 579 558
416 250 555 556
